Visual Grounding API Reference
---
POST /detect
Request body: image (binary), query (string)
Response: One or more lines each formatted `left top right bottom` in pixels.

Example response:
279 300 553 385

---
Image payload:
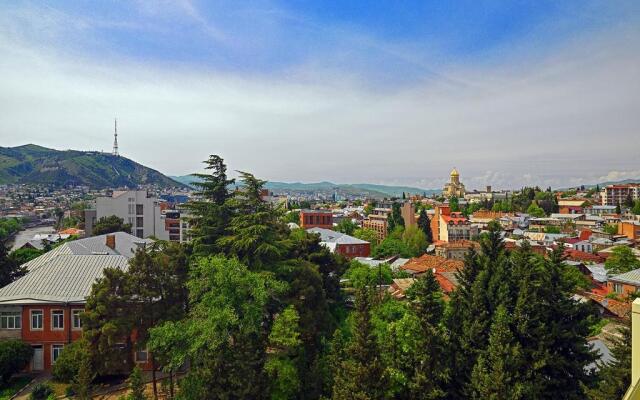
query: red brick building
0 233 153 372
300 210 333 229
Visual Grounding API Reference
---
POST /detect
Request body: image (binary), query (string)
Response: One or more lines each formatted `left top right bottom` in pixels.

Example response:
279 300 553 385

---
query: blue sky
0 1 639 189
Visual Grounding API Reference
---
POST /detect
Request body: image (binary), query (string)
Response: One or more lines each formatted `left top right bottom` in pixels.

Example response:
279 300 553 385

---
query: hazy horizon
1 1 639 190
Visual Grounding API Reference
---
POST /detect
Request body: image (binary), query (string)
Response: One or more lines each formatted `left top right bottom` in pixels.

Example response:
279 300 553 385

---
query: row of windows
0 310 82 330
303 215 331 225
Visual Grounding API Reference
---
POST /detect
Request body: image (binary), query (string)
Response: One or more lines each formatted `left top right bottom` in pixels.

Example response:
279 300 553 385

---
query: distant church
443 168 466 198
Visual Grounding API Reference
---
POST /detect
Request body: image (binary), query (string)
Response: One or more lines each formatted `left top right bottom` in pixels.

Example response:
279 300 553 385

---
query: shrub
0 340 33 384
29 383 53 400
52 340 87 383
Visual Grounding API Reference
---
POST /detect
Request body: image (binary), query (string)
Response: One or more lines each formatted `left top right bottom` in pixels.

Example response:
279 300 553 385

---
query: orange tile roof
585 292 630 318
401 254 464 274
564 249 605 263
58 228 83 235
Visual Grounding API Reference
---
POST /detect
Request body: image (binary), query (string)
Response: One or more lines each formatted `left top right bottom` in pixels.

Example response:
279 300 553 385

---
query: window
72 310 82 330
614 283 624 294
31 310 43 330
51 310 64 330
136 217 144 227
135 349 149 363
136 204 144 215
51 344 64 364
0 311 21 329
128 204 135 214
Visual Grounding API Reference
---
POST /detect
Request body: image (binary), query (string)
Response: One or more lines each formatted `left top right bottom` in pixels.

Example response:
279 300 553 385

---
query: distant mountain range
0 144 186 189
171 175 439 198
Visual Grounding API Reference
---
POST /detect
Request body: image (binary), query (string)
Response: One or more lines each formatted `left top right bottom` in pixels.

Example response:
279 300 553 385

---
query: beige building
443 168 466 198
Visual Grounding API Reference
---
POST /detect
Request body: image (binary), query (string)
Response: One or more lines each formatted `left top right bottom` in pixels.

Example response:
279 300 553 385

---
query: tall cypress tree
417 208 432 243
184 155 234 255
470 305 525 400
405 270 448 399
333 287 386 400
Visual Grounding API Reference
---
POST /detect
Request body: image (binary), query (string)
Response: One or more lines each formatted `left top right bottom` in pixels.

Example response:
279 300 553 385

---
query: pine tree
405 270 448 398
616 202 622 215
470 305 525 400
588 323 631 399
333 287 386 400
184 155 234 255
417 208 432 243
218 171 289 270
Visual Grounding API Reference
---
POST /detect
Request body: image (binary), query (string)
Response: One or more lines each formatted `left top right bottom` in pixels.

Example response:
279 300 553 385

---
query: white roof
306 227 369 245
0 255 129 304
0 232 152 305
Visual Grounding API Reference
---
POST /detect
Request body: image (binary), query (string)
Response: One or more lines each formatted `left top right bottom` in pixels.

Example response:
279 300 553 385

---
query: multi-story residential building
85 190 186 241
585 205 617 216
430 205 479 242
401 202 416 228
0 232 153 372
601 184 640 206
299 210 333 229
306 227 370 258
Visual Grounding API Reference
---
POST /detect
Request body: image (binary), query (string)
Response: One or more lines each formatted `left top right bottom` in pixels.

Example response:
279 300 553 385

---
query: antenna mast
112 118 119 156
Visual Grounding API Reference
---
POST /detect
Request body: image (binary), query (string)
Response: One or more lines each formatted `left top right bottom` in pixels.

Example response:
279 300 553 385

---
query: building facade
0 233 153 372
299 210 333 229
306 227 370 258
601 184 640 206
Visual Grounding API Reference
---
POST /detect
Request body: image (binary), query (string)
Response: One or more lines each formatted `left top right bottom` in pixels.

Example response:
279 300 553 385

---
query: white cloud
0 4 638 190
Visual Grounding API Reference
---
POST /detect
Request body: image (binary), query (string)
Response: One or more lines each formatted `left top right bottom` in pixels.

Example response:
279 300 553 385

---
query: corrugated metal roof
307 227 369 245
22 232 151 272
0 255 129 304
610 268 640 286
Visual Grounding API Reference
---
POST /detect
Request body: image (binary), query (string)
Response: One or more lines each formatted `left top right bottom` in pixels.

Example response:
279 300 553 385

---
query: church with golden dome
443 168 466 198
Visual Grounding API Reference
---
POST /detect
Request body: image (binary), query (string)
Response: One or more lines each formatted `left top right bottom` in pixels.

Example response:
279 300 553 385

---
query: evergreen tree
0 238 25 287
184 155 234 255
470 305 525 400
588 323 631 400
404 270 448 398
217 171 290 270
333 287 386 400
417 208 432 243
387 202 404 233
616 202 622 214
74 350 95 400
624 193 635 208
92 215 132 235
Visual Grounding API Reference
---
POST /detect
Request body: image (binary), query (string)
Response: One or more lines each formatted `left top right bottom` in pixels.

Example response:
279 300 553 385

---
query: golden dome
450 167 459 177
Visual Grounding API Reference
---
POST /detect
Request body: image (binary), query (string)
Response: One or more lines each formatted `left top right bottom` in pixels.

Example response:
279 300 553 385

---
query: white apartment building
86 191 186 241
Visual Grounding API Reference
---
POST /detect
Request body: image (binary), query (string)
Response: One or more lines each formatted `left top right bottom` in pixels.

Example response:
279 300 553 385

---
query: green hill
0 144 186 189
171 175 439 198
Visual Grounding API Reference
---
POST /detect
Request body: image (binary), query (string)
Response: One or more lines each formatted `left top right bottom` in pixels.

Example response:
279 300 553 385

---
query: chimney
105 234 116 250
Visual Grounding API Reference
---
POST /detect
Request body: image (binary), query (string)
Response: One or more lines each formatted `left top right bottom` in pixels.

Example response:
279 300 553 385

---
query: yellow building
443 168 466 198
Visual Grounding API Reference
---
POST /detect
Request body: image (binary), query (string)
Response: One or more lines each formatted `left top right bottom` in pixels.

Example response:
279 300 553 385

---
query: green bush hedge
0 340 33 385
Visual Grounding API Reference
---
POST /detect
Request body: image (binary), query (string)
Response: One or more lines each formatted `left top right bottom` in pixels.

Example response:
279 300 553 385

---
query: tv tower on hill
112 118 119 156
